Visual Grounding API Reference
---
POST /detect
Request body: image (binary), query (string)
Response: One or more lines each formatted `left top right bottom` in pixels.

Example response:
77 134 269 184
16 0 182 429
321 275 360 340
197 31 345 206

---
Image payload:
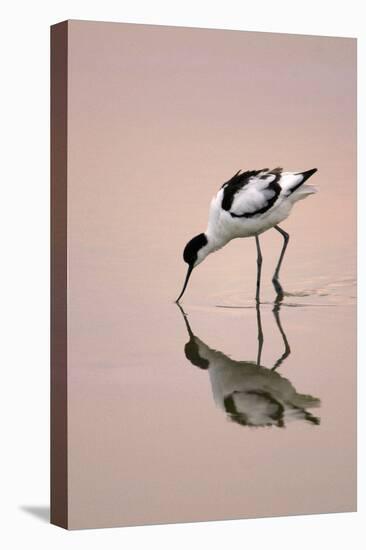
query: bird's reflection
178 303 320 428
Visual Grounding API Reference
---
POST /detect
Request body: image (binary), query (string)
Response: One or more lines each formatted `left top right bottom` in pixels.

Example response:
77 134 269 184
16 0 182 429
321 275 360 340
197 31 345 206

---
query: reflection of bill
178 304 320 428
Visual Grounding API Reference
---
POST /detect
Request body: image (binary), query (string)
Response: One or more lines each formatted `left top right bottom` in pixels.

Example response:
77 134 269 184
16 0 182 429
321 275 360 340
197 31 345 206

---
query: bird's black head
183 233 208 266
176 233 208 302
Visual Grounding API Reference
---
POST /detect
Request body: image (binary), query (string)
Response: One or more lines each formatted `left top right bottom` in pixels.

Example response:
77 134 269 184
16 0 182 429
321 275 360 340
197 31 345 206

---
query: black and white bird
176 167 318 303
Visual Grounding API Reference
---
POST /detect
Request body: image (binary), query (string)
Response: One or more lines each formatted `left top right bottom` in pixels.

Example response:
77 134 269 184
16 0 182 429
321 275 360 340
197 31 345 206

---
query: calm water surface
68 241 356 528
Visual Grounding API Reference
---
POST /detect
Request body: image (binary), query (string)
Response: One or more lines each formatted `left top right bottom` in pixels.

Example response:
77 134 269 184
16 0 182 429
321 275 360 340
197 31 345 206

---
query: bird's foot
272 278 285 309
272 277 284 295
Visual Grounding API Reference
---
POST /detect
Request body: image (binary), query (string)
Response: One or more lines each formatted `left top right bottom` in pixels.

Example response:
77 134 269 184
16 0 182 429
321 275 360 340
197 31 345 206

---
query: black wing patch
221 169 268 211
223 167 282 218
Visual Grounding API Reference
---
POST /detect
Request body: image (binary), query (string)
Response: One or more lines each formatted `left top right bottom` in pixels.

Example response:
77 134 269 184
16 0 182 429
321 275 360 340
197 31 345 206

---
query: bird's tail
287 168 318 202
288 168 318 193
290 184 317 202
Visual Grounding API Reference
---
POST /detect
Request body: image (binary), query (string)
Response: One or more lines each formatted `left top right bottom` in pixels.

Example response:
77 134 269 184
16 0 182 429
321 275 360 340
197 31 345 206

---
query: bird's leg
272 225 290 302
256 300 264 367
271 301 291 370
255 235 263 304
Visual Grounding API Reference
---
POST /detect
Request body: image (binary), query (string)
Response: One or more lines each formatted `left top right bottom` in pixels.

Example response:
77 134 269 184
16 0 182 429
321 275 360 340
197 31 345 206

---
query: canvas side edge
50 20 68 530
